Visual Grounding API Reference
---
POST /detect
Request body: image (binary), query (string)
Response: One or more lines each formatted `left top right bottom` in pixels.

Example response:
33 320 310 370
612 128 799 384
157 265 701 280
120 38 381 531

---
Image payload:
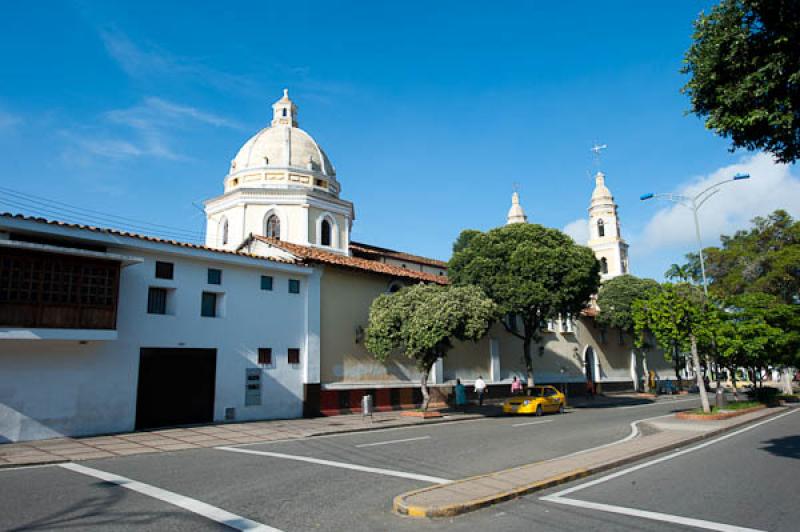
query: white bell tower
588 171 629 279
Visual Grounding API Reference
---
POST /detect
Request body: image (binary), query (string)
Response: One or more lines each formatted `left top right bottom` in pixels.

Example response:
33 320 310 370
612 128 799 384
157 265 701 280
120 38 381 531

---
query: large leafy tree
633 284 715 413
679 210 800 303
448 223 600 388
365 284 496 410
682 0 800 163
596 275 669 387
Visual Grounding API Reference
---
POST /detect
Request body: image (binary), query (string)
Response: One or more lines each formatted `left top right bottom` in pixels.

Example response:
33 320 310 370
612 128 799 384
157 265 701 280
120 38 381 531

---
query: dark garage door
135 348 217 430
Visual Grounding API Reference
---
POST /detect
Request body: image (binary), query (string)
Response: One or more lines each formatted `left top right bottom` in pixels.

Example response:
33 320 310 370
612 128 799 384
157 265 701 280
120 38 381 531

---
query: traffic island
393 406 789 518
675 403 765 421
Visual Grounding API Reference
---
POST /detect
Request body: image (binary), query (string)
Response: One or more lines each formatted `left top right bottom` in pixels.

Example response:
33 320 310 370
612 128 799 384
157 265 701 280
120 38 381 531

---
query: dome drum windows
321 219 332 246
265 213 281 240
315 213 339 249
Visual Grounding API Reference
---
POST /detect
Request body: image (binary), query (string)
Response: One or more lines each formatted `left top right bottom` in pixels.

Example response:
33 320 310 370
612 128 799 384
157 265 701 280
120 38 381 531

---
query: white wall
0 245 315 442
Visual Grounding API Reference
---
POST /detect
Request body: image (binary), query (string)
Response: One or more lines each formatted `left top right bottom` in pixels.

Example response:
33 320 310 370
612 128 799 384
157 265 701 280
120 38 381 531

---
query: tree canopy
678 210 800 303
448 223 600 387
365 283 496 410
596 274 661 333
682 0 800 163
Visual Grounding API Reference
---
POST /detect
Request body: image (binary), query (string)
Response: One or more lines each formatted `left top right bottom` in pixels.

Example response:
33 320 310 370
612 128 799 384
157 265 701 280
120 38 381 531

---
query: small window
282 108 287 117
208 269 222 285
321 219 331 246
155 261 174 280
289 279 300 294
597 219 605 238
201 292 217 317
265 214 281 239
258 348 272 365
147 287 167 315
287 348 300 365
261 275 273 291
221 219 229 245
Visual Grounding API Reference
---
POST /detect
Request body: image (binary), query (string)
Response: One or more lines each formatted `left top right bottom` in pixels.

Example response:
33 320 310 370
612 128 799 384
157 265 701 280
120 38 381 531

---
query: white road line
541 497 765 532
511 419 554 428
0 463 59 473
216 446 451 484
540 408 800 532
355 435 431 448
60 462 281 532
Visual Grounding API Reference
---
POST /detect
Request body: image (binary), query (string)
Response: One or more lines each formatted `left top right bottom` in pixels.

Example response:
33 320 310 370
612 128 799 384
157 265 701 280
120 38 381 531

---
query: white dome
231 126 336 177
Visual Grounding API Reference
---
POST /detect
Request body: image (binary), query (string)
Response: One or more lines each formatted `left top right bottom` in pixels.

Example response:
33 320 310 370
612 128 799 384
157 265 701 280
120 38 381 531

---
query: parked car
502 385 566 416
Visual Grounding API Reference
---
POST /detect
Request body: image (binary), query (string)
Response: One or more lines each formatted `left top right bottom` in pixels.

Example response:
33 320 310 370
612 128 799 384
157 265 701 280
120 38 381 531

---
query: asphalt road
4 397 795 532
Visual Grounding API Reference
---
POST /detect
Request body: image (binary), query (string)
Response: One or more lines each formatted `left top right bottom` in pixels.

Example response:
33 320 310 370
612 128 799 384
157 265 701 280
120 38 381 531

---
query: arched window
600 257 608 274
321 219 332 246
265 214 281 240
597 219 605 237
221 218 229 246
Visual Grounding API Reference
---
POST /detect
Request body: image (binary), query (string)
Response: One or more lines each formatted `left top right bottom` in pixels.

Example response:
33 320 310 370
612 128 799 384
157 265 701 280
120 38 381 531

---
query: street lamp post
640 173 750 296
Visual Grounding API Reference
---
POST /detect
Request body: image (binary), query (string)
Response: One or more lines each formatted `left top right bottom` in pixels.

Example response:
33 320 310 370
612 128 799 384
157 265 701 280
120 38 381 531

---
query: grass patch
689 401 761 415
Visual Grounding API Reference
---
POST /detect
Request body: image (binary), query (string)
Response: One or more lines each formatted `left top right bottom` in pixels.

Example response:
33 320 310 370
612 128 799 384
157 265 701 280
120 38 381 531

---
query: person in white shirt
474 376 487 406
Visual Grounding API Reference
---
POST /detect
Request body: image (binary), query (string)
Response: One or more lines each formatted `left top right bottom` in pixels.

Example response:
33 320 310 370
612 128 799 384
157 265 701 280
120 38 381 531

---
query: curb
0 458 70 470
675 404 765 421
393 406 788 518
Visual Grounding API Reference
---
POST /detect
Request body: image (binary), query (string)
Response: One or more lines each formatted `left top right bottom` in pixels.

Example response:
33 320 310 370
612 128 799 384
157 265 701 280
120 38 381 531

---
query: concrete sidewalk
394 405 791 518
0 409 483 468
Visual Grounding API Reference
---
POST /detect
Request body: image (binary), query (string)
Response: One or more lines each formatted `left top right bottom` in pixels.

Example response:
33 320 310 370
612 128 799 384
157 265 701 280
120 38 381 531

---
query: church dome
591 171 613 205
225 90 339 195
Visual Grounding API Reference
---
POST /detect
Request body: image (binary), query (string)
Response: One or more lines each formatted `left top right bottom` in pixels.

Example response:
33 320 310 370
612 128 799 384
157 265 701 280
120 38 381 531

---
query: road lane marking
0 463 59 473
541 408 799 532
511 419 554 428
216 446 451 484
355 436 431 448
541 497 765 532
60 462 281 531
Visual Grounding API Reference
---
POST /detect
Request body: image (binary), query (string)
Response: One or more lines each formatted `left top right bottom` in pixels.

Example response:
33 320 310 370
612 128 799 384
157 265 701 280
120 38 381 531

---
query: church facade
0 91 671 442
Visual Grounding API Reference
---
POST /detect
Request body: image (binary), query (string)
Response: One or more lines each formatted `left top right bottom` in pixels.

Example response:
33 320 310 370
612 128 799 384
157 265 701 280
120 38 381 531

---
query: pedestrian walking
474 375 487 406
510 376 523 395
454 378 467 408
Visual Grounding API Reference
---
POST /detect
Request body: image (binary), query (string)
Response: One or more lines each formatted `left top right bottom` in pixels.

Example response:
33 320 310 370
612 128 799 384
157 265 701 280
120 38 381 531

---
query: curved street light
640 173 750 296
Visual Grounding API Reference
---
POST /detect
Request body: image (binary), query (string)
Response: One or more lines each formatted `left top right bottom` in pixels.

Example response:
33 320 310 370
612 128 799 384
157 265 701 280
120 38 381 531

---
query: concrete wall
0 246 315 442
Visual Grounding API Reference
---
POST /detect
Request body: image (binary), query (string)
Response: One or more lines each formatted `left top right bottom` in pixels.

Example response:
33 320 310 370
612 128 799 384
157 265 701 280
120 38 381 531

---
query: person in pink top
510 376 523 395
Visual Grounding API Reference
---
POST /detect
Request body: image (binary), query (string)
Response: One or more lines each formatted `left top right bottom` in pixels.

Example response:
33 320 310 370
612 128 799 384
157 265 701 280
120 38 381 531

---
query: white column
490 338 501 383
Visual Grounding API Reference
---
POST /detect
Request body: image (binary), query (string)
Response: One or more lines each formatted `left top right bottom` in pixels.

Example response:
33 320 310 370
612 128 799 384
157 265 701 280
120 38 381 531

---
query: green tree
365 284 496 410
664 263 694 283
596 275 668 389
682 0 800 163
673 210 800 303
448 223 600 388
633 284 715 413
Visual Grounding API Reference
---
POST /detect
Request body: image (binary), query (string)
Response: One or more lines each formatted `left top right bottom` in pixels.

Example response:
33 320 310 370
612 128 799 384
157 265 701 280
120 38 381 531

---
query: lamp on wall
355 325 365 344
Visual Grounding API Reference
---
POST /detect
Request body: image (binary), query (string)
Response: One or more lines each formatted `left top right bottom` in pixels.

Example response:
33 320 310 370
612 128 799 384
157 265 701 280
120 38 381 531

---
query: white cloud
0 109 21 130
638 153 800 252
63 97 239 163
563 218 589 244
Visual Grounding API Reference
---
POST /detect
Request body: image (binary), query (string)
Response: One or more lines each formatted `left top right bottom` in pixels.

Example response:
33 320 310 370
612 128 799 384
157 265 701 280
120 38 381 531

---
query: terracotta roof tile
252 235 448 284
0 213 300 266
349 241 448 268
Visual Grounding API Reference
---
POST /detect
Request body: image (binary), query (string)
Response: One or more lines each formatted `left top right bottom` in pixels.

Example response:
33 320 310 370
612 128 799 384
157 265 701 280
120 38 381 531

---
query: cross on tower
591 143 607 168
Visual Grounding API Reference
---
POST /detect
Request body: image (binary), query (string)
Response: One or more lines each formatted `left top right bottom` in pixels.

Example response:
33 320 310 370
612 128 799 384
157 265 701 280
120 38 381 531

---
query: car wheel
559 404 565 414
535 405 543 417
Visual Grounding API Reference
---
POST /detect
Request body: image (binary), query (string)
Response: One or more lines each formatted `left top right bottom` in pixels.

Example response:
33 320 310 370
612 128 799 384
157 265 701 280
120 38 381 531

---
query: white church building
0 91 670 442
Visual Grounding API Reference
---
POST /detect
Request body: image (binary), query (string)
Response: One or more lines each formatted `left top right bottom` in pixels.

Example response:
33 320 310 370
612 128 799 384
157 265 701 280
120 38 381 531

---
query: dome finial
272 88 298 127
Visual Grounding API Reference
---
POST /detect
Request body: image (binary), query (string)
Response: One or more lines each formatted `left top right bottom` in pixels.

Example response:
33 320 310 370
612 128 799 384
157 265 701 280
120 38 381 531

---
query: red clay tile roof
0 213 300 266
349 241 448 269
251 235 448 284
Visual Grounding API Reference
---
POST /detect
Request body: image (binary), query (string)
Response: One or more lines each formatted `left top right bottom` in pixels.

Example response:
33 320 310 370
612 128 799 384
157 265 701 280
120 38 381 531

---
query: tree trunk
673 344 682 390
419 367 431 411
730 365 739 401
782 368 794 396
523 335 534 390
690 334 711 413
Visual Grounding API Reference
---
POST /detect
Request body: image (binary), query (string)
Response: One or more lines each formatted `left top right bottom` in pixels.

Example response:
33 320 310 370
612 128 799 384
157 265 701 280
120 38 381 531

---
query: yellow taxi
502 385 567 415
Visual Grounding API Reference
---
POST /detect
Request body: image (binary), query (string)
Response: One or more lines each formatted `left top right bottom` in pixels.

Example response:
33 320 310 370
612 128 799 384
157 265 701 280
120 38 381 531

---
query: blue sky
1 1 797 280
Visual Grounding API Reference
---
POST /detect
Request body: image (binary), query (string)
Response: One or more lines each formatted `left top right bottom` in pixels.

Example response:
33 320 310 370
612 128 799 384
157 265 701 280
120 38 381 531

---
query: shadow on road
761 435 800 460
6 481 190 531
